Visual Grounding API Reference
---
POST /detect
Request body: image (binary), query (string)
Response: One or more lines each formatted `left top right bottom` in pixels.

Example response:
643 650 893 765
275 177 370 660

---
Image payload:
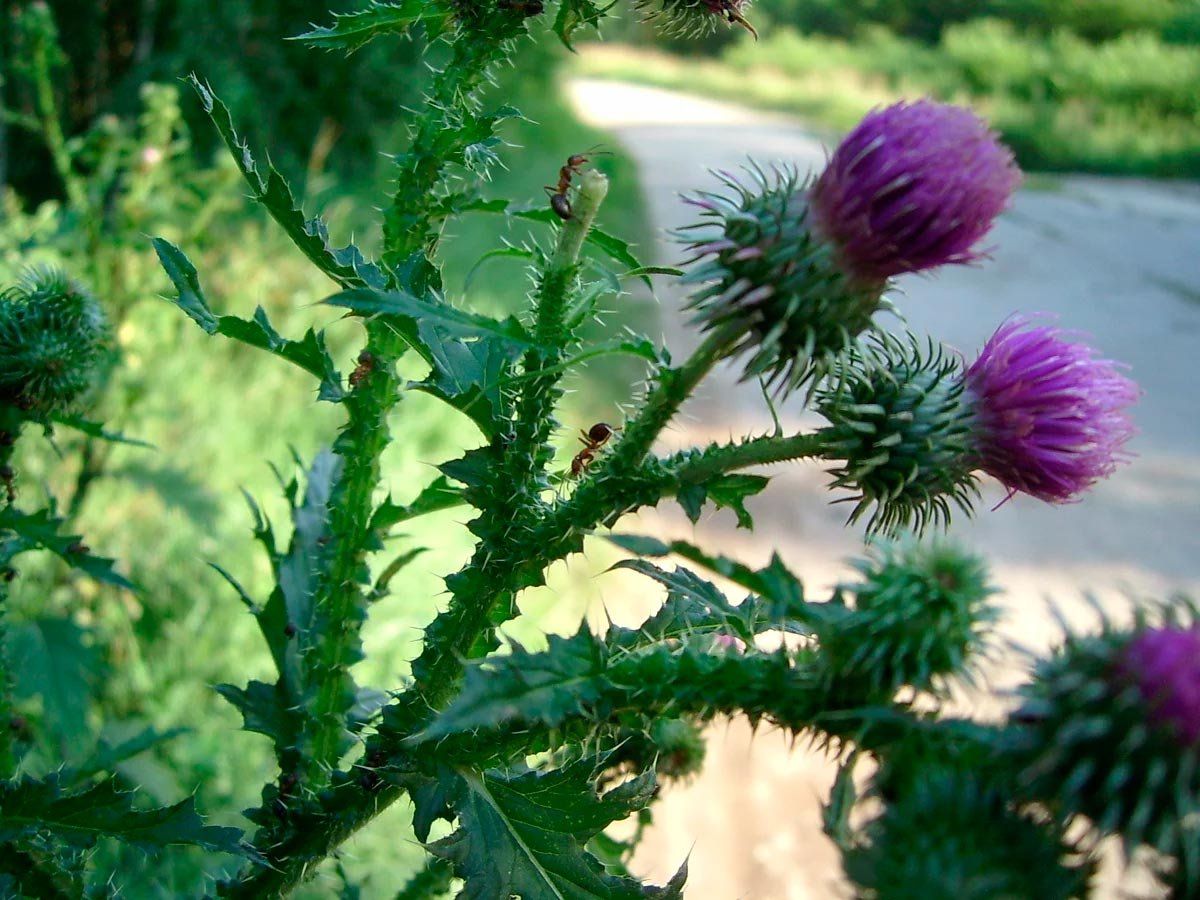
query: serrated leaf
0 775 251 857
324 287 537 350
414 327 522 437
704 473 768 529
437 446 500 508
188 78 386 289
370 476 465 531
670 473 768 528
215 681 296 748
430 760 683 899
416 629 609 742
0 507 134 591
291 0 449 52
154 239 345 401
49 414 153 449
605 534 806 618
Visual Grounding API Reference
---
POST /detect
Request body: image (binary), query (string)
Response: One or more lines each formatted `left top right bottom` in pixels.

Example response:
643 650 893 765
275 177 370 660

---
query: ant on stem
545 147 609 220
570 422 614 478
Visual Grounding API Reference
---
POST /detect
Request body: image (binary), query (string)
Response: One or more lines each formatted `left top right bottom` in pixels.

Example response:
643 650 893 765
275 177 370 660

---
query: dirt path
565 78 1200 899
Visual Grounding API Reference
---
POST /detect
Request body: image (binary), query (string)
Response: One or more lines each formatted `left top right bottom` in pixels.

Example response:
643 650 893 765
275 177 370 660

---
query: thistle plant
0 1 1188 898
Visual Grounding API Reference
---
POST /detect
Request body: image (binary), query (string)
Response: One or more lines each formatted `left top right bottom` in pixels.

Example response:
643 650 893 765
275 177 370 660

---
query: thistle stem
605 321 749 476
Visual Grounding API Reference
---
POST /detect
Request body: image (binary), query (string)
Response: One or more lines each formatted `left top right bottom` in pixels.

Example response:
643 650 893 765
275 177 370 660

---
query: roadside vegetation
580 0 1200 176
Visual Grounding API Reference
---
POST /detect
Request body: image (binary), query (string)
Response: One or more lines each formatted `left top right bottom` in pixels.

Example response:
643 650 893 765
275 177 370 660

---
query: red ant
570 422 614 478
545 148 609 221
349 350 375 389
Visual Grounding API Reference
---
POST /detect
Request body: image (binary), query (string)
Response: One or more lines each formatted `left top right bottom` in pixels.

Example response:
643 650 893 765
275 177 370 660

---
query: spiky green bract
843 765 1092 900
817 335 979 535
818 540 997 700
679 165 886 395
1008 597 1200 889
635 0 754 37
0 269 108 419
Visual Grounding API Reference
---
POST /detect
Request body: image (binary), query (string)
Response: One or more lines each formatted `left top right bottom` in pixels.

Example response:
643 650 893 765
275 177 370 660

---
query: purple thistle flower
1121 626 1200 745
810 100 1021 282
963 318 1138 503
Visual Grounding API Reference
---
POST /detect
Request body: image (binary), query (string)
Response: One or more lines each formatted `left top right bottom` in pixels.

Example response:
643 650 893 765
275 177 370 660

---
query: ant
348 350 375 389
545 148 609 221
570 422 614 478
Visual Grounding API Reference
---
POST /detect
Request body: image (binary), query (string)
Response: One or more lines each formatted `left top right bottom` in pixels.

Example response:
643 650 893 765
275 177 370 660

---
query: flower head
963 318 1138 503
1011 598 1200 887
810 100 1020 282
1121 626 1200 745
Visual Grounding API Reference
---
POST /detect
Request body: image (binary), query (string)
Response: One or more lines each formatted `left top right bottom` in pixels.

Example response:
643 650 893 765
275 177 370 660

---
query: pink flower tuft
1122 627 1200 745
963 318 1138 503
810 100 1021 282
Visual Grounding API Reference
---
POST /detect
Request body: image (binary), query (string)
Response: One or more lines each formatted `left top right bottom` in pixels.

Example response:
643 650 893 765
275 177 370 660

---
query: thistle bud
843 767 1092 900
819 540 996 698
810 100 1020 282
680 165 886 393
0 268 109 419
817 336 979 535
1011 600 1200 888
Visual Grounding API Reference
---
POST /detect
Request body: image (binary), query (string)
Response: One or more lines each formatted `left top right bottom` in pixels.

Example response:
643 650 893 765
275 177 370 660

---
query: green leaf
154 239 345 401
370 476 465 531
187 78 386 289
673 473 768 528
49 414 153 449
705 473 769 529
221 452 342 757
291 0 450 51
623 266 684 279
9 617 105 755
471 201 648 282
430 759 684 899
605 535 810 630
215 681 296 747
416 629 608 742
0 775 251 857
414 326 522 437
553 0 616 50
324 287 537 351
0 507 134 591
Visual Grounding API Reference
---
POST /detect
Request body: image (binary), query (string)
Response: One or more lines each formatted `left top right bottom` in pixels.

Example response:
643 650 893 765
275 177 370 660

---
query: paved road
566 79 1200 899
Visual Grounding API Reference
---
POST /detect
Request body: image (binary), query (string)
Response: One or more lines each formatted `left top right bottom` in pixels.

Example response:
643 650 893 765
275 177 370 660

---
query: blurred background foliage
1 1 650 894
0 0 1195 894
591 0 1200 176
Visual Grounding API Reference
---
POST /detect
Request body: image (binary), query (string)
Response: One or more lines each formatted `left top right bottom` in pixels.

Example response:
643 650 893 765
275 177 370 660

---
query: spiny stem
604 321 749 478
668 431 830 484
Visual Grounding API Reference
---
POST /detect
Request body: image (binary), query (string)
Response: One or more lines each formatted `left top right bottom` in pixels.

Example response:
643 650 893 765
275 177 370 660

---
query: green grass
571 20 1200 178
2 72 657 896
